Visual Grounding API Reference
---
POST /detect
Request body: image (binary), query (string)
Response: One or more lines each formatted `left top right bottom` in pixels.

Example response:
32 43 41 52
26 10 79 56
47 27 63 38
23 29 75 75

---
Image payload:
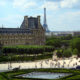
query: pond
17 72 71 79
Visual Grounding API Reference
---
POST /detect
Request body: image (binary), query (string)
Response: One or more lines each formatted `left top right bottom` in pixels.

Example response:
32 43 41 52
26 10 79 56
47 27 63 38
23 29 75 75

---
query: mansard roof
0 28 32 34
20 16 40 29
28 17 38 28
0 16 42 34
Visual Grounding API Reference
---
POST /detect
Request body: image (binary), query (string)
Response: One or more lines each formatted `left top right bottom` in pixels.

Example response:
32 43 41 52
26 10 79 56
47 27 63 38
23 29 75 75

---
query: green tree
63 48 72 58
46 37 62 48
61 34 73 40
0 43 3 55
71 38 80 53
61 40 70 47
73 48 79 55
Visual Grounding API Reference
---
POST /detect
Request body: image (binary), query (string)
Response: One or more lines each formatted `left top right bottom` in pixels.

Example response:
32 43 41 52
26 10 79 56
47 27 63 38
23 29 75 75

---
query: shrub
2 45 54 55
73 48 79 55
63 48 72 58
71 38 80 52
56 50 63 58
46 37 62 48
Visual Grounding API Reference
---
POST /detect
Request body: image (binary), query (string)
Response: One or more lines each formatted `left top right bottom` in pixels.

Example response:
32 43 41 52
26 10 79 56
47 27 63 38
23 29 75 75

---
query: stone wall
0 28 45 46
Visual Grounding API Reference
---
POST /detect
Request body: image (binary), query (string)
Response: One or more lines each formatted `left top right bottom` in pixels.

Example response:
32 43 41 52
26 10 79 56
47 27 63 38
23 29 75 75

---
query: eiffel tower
43 8 50 32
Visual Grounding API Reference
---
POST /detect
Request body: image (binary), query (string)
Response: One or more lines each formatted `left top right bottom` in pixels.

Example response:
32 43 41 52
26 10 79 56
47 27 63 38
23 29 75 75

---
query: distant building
0 16 45 46
56 31 74 36
73 31 80 36
46 31 80 37
45 31 74 37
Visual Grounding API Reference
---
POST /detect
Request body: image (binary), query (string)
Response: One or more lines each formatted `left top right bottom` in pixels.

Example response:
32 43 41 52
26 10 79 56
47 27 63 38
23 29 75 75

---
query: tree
0 43 3 55
71 38 80 53
73 48 79 55
46 37 62 48
61 34 73 40
61 40 70 48
63 48 72 58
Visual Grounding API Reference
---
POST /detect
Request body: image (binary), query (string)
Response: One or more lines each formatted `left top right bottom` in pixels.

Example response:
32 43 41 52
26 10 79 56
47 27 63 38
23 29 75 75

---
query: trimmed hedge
1 68 80 80
2 45 54 55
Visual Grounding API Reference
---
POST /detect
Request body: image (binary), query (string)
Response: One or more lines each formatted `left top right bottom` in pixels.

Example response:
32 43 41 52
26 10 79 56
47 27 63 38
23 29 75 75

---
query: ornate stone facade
0 16 45 46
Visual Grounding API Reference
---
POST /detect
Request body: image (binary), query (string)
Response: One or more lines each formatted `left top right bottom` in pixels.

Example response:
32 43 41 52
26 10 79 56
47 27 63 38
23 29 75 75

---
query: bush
2 45 54 55
60 34 73 40
46 37 62 48
70 38 80 56
56 50 63 58
73 48 79 55
71 38 80 53
63 48 72 58
61 40 70 47
0 43 3 55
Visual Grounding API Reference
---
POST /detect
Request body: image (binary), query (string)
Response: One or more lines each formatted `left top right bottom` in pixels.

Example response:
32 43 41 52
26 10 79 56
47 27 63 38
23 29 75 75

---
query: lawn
0 68 80 80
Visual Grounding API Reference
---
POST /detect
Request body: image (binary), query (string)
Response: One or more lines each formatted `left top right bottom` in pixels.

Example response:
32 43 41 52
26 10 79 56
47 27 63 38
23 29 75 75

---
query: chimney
37 16 40 23
24 16 28 21
24 16 28 28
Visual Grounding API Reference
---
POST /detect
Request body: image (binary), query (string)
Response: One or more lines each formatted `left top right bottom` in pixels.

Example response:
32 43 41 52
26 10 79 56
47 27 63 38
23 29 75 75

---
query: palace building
0 16 45 46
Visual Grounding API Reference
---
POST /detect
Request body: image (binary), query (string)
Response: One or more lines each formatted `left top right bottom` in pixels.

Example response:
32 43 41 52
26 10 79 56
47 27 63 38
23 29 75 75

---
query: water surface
17 72 70 79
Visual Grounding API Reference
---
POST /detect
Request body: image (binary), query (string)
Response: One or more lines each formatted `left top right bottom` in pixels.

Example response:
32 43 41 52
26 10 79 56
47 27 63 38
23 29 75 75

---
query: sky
0 0 80 31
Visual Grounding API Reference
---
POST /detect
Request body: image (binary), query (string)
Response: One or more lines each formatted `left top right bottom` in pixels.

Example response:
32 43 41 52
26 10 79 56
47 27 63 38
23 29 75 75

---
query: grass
0 75 6 80
0 68 80 80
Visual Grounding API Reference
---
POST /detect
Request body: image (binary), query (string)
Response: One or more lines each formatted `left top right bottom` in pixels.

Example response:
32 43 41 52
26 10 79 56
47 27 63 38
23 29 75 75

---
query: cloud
48 11 80 31
40 1 59 11
13 0 37 10
0 0 6 6
60 0 80 8
12 0 80 12
42 0 80 10
47 0 63 2
40 0 80 11
0 0 80 31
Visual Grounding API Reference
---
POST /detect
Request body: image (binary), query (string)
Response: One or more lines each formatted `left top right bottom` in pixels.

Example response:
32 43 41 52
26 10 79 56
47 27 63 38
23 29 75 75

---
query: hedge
2 45 54 55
